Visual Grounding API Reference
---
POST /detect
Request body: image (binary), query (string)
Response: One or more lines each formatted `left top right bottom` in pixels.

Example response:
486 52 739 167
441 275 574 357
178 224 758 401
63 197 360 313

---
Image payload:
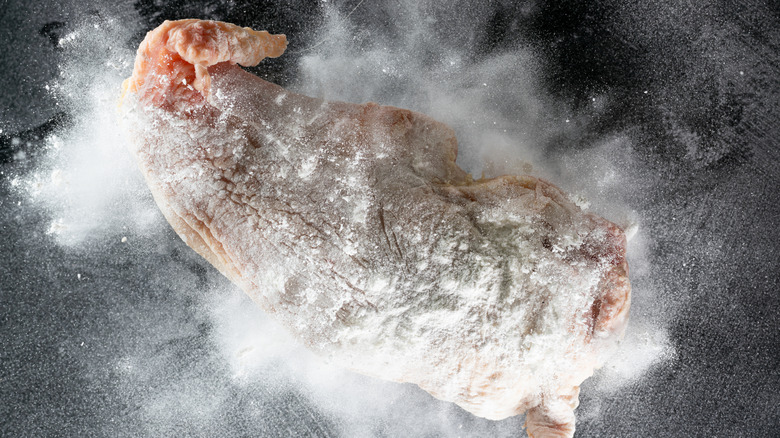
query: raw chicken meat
119 19 630 438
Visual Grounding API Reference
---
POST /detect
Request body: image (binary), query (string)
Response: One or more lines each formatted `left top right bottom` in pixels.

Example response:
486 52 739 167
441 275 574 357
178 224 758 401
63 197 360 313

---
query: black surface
1 0 778 436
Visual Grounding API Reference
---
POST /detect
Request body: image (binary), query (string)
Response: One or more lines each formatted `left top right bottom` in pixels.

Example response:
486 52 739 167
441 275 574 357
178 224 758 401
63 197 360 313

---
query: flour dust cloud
14 1 683 436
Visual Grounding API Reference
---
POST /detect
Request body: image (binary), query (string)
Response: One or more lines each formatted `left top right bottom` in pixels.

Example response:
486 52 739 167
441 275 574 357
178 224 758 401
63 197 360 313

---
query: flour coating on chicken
119 20 630 438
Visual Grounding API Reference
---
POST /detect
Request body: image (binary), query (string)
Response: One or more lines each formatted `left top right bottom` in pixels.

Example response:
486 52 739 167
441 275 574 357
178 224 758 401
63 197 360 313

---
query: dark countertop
1 1 778 436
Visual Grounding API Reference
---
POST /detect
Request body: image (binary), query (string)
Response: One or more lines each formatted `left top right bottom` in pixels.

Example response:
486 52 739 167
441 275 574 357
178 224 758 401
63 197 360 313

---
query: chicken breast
119 19 630 438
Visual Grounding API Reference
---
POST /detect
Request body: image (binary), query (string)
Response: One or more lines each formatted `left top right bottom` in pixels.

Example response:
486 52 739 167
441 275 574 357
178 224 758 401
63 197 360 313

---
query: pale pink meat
119 20 631 438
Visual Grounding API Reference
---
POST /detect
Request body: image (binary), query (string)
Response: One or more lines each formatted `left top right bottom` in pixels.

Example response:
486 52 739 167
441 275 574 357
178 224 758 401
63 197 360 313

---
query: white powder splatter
18 3 675 436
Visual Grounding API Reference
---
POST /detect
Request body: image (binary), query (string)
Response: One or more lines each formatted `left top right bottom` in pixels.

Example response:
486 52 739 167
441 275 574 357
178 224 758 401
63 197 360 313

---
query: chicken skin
119 19 630 437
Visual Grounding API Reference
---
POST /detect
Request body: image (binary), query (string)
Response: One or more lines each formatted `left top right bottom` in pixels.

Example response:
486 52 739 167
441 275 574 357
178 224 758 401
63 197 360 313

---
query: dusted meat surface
119 19 630 437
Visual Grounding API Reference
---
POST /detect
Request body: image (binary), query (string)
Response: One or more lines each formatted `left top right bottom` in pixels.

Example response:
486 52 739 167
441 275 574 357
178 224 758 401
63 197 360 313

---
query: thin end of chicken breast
121 19 287 109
